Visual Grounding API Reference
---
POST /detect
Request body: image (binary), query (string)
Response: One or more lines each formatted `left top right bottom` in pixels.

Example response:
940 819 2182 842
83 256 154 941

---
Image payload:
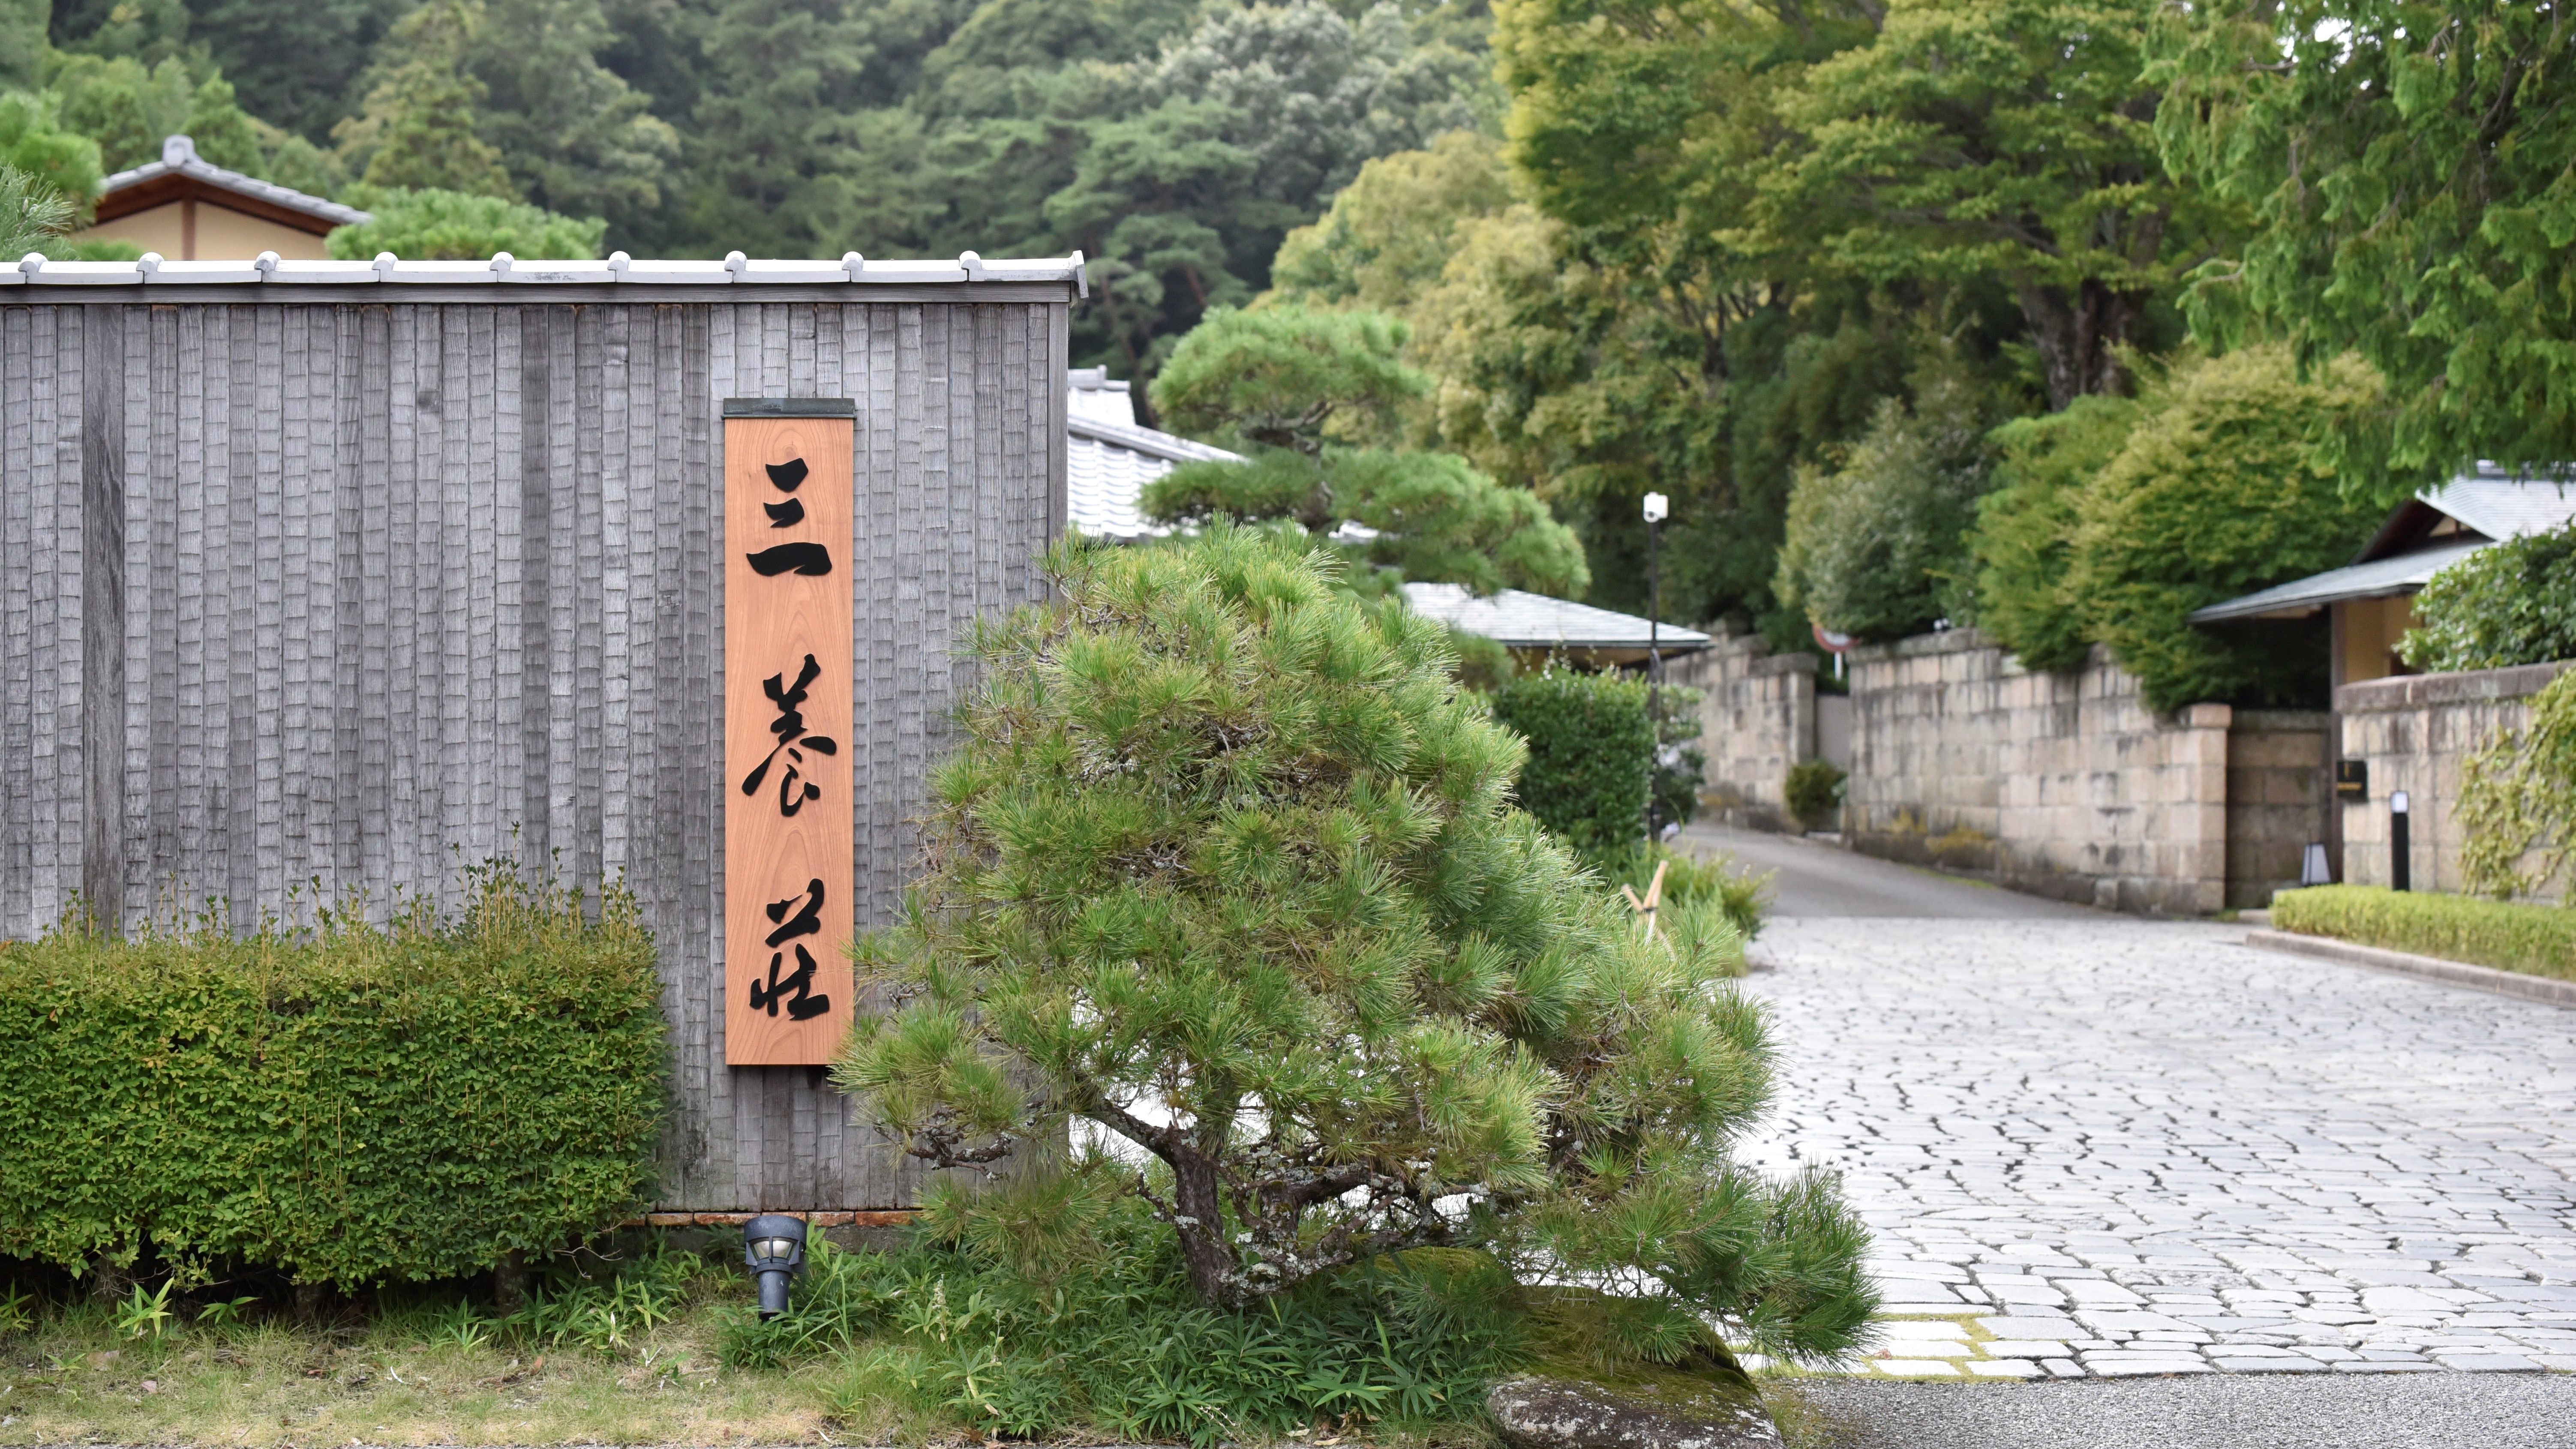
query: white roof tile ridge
93 135 374 228
5 246 1090 288
1066 414 1243 463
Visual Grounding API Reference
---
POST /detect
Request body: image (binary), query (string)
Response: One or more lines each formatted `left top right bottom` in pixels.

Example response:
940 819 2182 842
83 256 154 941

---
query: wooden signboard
724 411 857 1065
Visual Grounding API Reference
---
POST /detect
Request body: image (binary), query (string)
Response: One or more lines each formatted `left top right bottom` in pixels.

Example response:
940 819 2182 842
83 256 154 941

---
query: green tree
1765 0 2216 410
1967 393 2144 670
463 0 681 234
335 0 519 199
1150 304 1426 454
0 90 105 211
2153 0 2576 495
2399 522 2576 674
1145 304 1588 595
327 186 605 259
1774 358 1997 640
188 0 414 143
0 0 41 92
46 55 269 174
834 527 1875 1362
2066 346 2384 711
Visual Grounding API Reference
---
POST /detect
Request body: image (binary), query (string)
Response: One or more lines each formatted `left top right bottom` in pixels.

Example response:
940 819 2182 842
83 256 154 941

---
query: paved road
1739 916 2576 1383
1774 1372 2576 1448
1680 822 2094 920
1670 830 2576 1443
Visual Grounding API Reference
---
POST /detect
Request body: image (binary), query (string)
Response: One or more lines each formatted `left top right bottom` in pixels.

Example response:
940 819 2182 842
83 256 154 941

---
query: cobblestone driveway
1739 918 2576 1379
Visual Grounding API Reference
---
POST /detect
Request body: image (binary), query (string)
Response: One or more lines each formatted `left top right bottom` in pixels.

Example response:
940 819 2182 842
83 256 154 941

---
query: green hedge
1489 669 1654 854
2272 885 2576 982
0 872 666 1287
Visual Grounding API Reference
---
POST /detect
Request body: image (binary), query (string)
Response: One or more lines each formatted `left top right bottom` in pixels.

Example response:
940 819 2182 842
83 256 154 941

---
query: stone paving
1737 917 2576 1379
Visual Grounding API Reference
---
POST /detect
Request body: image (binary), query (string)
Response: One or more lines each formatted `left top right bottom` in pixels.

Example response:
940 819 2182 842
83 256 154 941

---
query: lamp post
1642 492 1668 842
743 1214 808 1320
2390 790 2411 892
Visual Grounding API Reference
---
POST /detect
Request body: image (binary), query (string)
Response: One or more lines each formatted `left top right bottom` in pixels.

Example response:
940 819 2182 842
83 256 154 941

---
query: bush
2272 885 2576 982
2400 520 2576 674
327 187 606 261
1488 667 1655 855
0 867 665 1287
1784 759 1846 831
835 527 1873 1362
1967 394 2143 672
2065 346 2383 711
2455 669 2576 900
1775 368 1993 641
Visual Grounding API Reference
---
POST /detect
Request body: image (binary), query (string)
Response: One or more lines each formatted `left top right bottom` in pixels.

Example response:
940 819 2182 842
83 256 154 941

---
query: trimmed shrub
1488 668 1655 855
327 187 606 261
2271 885 2576 982
0 869 665 1287
2400 520 2576 674
1784 759 1846 831
2066 346 2383 712
1967 394 2143 672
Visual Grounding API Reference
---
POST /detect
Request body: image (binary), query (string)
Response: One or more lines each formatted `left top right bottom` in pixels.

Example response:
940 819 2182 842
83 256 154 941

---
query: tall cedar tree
834 528 1875 1362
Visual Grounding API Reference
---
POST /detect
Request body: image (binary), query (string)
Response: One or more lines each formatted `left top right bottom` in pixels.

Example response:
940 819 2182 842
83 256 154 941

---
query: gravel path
1738 916 2576 1380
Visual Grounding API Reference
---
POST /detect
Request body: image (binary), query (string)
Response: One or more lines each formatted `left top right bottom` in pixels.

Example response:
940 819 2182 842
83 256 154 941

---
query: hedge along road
1678 824 2576 1447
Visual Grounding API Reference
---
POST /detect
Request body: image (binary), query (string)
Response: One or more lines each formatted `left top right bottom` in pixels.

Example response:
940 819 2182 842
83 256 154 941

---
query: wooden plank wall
0 299 1066 1211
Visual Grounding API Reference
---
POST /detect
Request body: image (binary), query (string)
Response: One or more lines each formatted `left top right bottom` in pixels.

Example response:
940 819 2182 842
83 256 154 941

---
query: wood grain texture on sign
724 416 856 1065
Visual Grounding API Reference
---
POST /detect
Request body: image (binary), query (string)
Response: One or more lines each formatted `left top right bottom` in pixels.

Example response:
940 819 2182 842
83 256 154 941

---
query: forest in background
3 0 1493 384
5 0 2570 710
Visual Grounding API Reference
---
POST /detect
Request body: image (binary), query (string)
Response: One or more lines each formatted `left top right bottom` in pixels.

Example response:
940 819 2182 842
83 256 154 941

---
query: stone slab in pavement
1738 917 2576 1380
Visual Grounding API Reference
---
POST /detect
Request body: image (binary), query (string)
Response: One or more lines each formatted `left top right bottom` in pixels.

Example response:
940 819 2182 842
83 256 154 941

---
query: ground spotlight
743 1214 807 1320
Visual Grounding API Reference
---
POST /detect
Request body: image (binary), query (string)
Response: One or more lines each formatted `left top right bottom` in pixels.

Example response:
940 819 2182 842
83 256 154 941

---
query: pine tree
835 527 1874 1364
335 0 519 200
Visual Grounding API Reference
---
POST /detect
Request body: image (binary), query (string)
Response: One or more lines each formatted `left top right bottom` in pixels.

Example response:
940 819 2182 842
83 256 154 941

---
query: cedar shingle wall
0 299 1067 1211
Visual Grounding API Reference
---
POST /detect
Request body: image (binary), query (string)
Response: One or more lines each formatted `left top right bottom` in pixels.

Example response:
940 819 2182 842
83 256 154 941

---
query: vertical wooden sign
724 411 856 1065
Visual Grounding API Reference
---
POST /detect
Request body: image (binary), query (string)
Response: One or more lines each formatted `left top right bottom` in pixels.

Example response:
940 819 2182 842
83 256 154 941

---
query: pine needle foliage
834 527 1874 1364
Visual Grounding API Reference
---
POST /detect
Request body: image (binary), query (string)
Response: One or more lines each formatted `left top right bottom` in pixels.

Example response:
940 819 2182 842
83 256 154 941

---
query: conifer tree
334 0 519 199
835 528 1874 1363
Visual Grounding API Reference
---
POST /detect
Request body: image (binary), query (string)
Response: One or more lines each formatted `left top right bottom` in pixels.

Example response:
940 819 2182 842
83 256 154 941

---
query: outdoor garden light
1641 491 1669 523
2300 842 2332 888
743 1214 808 1320
2390 790 2411 893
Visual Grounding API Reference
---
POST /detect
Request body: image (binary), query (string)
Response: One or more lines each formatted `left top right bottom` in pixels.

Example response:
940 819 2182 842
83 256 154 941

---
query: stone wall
2336 662 2572 898
1668 633 1816 831
2225 711 2335 909
1844 631 2243 915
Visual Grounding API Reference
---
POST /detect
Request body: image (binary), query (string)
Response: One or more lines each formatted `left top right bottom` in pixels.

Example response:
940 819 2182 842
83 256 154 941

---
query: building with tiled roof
69 135 372 261
2190 464 2576 687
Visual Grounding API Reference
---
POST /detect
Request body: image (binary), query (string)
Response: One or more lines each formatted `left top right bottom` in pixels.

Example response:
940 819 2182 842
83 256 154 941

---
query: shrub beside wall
1489 669 1654 855
0 873 666 1287
2273 885 2576 982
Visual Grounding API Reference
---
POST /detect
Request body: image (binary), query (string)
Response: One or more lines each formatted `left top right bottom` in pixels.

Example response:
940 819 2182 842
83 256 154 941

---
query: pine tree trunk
1168 1152 1239 1307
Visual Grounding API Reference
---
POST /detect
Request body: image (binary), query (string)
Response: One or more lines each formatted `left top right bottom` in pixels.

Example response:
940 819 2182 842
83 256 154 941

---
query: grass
2273 884 2576 981
0 1223 1530 1448
0 1278 850 1446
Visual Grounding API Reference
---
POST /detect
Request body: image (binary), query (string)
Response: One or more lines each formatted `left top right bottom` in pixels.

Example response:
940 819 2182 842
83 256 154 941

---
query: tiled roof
95 135 372 228
1064 368 1241 540
1401 582 1711 654
2408 465 2576 550
2187 542 2488 623
2191 465 2576 623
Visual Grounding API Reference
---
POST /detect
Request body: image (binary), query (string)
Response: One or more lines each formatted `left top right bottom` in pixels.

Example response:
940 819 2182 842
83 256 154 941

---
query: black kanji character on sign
746 455 823 564
749 876 832 1021
740 653 838 816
